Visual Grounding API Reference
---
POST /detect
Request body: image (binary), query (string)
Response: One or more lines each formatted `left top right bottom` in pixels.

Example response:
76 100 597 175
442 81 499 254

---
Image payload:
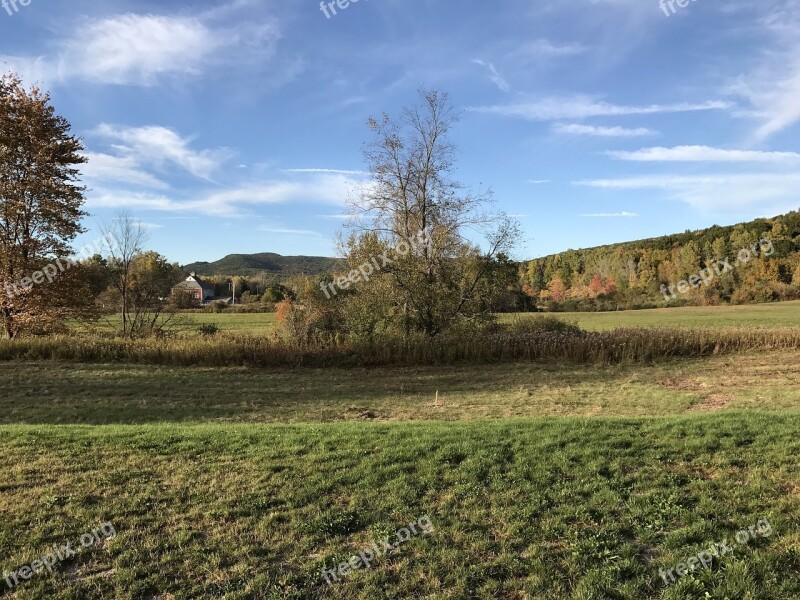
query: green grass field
76 312 279 335
3 302 800 598
1 416 798 599
505 300 800 331
82 300 800 337
1 351 798 424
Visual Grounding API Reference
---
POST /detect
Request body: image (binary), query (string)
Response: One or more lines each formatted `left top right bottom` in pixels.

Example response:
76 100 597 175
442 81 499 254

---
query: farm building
172 273 216 304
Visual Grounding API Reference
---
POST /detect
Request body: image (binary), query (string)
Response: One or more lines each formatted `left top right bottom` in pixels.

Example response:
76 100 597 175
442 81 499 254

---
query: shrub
505 316 582 336
210 301 229 313
198 324 219 337
170 293 201 310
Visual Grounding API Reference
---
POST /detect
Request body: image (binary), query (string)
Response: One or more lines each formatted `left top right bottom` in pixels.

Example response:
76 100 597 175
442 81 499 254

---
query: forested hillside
520 210 800 311
183 253 342 277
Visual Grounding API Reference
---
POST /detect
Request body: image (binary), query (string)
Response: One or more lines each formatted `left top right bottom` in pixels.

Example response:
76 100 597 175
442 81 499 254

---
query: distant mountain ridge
183 252 343 277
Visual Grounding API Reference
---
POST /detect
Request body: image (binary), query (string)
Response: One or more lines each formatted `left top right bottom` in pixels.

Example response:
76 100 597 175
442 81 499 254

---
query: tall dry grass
0 327 798 367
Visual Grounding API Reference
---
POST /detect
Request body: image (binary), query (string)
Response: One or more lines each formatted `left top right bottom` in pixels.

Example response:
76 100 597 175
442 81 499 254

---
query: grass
2 303 799 598
76 300 800 337
0 416 798 599
73 312 279 335
504 300 800 331
0 350 798 424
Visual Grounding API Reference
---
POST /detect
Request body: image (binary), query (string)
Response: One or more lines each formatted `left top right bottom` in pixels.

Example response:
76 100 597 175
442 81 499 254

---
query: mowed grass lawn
80 300 799 336
1 351 799 424
0 347 799 598
0 417 798 599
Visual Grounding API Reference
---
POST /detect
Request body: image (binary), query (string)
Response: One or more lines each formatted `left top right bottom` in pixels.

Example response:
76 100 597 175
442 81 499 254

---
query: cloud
471 59 511 93
87 190 182 212
112 217 164 230
727 1 800 139
86 172 360 216
580 211 638 217
607 145 800 163
80 152 170 190
526 179 551 184
509 39 586 60
553 123 657 137
283 168 369 175
471 96 730 121
62 14 220 85
0 9 283 87
573 172 800 212
92 124 232 181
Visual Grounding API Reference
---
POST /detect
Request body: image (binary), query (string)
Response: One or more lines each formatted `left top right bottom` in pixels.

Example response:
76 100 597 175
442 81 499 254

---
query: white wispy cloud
0 8 283 87
509 39 586 60
86 172 359 216
62 14 220 85
80 152 170 190
471 59 511 92
111 217 165 230
580 211 638 217
727 1 800 139
283 168 369 175
607 145 800 163
471 96 730 120
553 123 657 137
527 179 551 184
93 124 232 180
574 173 800 212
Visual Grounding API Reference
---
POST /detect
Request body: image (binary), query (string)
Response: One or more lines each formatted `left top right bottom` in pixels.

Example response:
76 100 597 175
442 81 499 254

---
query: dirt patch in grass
690 393 736 412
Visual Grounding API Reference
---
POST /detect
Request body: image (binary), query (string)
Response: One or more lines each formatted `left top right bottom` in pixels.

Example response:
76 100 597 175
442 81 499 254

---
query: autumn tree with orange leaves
0 73 92 338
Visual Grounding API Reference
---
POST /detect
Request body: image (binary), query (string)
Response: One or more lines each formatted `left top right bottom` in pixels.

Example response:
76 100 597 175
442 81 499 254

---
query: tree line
520 213 800 311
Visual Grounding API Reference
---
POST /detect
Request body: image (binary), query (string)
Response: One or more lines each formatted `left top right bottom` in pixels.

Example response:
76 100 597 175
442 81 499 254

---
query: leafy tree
545 275 567 302
100 250 184 337
344 89 520 337
0 73 88 338
588 275 605 298
678 240 701 280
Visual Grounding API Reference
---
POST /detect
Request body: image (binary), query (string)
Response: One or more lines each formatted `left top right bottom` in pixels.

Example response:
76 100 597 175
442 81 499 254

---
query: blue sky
2 0 799 264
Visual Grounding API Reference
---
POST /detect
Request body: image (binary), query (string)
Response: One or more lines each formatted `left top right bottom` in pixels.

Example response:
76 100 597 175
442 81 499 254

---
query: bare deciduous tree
101 211 148 337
